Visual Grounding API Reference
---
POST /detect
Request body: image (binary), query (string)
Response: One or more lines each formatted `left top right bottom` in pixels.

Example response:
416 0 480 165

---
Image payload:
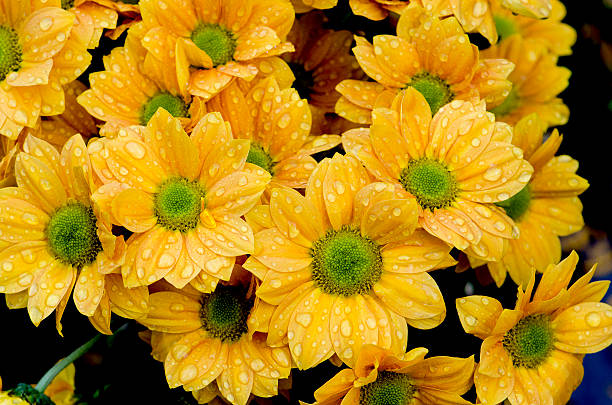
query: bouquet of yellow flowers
0 0 610 404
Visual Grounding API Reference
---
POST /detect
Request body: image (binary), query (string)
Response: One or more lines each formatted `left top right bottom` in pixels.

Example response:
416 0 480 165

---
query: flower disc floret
61 0 75 8
0 26 22 82
360 371 417 405
45 202 103 268
191 23 237 67
502 314 554 368
310 226 383 297
400 158 458 210
496 185 531 221
199 285 253 343
154 177 205 233
246 143 276 174
407 73 454 114
140 92 189 125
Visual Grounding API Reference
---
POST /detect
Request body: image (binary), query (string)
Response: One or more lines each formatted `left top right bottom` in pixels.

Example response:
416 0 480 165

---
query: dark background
1 0 611 403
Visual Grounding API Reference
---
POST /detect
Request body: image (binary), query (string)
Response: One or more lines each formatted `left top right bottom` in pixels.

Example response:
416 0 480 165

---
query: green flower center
154 177 206 233
494 15 519 41
360 371 417 405
199 285 254 342
310 226 383 297
8 383 54 405
140 92 190 125
502 314 554 368
399 158 458 211
288 62 315 99
0 25 23 83
496 185 531 221
45 202 103 268
61 0 75 9
407 72 454 114
246 143 276 174
490 86 520 118
191 23 237 67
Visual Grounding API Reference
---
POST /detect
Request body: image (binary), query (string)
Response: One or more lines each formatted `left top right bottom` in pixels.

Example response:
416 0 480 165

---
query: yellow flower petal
73 262 105 317
217 343 254 405
196 215 253 256
106 273 149 320
0 241 48 294
254 228 312 273
456 295 503 339
28 260 75 326
139 291 201 333
207 170 270 217
15 153 67 213
552 301 612 354
111 187 156 233
269 187 324 248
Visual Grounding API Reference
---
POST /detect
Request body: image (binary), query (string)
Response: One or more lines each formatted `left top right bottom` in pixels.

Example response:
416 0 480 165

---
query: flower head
139 0 294 100
140 273 291 405
89 109 270 290
245 154 455 369
343 88 533 261
457 252 612 405
482 35 570 128
311 345 475 405
0 1 91 139
335 4 514 124
486 114 588 287
207 76 340 191
77 23 205 137
0 134 131 334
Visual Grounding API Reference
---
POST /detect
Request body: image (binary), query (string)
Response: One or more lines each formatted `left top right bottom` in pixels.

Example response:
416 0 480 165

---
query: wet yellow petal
111 188 156 233
28 260 75 326
217 343 254 405
207 170 270 217
254 228 312 273
270 186 324 248
552 301 612 354
73 263 105 317
139 291 201 333
15 153 67 213
342 128 394 182
456 295 503 339
532 250 578 302
0 241 49 294
106 273 149 320
267 282 316 346
196 215 253 256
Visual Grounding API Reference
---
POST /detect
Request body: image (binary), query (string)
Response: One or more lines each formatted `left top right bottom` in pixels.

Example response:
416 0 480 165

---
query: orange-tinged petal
15 153 67 213
27 261 75 326
566 266 609 307
164 330 225 388
235 26 281 61
370 107 409 179
89 290 112 335
124 227 182 287
527 197 584 236
532 250 578 302
336 80 384 110
323 154 369 231
305 158 333 230
536 349 583 404
145 109 200 179
456 295 503 339
373 272 445 329
207 170 270 217
353 37 403 88
105 273 149 320
313 369 355 404
352 183 401 227
188 68 233 100
421 208 481 251
0 198 48 245
267 282 316 346
58 135 94 204
361 198 419 245
186 231 234 281
409 356 475 394
244 204 274 233
474 366 514 405
371 35 420 82
254 228 312 273
196 215 254 256
5 60 52 86
258 268 312 305
530 156 589 197
217 343 253 405
73 263 105 317
491 308 523 335
298 135 342 157
507 367 553 405
329 294 381 367
270 186 323 248
362 295 408 356
415 389 473 405
140 0 196 37
139 291 201 333
273 155 318 189
288 288 335 369
20 7 74 63
199 139 249 189
164 238 201 289
5 290 28 309
552 301 612 354
0 241 48 294
342 128 394 182
111 187 156 233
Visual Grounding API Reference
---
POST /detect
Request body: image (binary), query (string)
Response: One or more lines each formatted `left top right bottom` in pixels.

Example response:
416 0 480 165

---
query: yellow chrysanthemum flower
418 0 553 43
0 364 76 405
0 134 135 334
27 81 97 149
343 89 533 261
282 12 364 135
482 35 570 128
207 76 340 191
89 109 270 290
140 277 291 405
335 4 514 125
484 114 588 287
138 0 294 100
60 0 118 49
492 0 576 56
245 154 455 369
78 23 205 137
349 0 409 21
310 345 475 405
0 0 91 139
457 252 612 405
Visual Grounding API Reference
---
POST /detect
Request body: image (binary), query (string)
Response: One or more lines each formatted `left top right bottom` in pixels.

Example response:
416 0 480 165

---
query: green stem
34 323 130 393
35 334 101 393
